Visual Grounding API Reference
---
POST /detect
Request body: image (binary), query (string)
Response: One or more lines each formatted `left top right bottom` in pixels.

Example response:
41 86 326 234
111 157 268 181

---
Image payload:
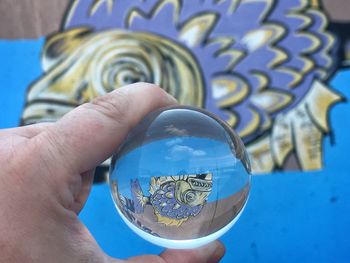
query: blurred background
1 0 350 262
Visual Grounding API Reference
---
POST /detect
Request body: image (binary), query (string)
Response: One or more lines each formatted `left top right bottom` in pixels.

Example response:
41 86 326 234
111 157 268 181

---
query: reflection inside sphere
109 106 251 249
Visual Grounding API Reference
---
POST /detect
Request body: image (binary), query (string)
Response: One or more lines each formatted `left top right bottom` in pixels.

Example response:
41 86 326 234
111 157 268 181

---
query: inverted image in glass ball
109 106 251 249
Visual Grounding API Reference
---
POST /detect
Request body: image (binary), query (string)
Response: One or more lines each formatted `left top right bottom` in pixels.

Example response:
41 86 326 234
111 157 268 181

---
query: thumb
160 241 226 263
110 241 226 263
42 82 177 174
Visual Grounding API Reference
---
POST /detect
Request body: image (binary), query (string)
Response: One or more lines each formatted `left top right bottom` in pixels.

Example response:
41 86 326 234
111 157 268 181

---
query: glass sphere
109 106 251 249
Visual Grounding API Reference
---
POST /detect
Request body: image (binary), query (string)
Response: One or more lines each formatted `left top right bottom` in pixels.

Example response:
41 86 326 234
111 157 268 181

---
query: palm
0 84 225 263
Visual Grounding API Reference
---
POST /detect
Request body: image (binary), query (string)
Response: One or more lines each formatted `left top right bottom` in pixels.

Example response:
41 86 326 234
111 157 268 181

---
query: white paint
180 27 200 47
212 82 230 99
242 30 269 52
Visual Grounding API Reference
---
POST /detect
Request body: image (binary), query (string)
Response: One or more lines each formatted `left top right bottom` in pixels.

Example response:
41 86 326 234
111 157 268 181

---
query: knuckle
131 82 167 100
139 82 163 95
34 131 62 165
38 129 62 155
34 129 73 171
87 90 130 124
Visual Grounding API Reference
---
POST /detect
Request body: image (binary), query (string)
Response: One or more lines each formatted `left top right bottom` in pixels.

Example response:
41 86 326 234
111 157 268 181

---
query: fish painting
127 173 213 227
21 0 347 176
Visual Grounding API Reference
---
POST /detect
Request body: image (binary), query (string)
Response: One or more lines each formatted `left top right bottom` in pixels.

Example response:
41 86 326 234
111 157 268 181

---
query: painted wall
1 1 350 262
19 0 348 174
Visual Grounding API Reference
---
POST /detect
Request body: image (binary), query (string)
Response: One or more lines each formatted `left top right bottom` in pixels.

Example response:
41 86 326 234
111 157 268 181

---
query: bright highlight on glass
109 106 251 249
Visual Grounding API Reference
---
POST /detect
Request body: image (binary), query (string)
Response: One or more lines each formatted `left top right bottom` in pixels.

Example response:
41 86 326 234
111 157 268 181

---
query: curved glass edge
112 194 250 249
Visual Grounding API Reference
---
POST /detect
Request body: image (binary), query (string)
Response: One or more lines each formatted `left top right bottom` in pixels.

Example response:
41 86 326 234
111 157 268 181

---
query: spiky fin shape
90 0 114 15
59 0 342 172
249 80 342 172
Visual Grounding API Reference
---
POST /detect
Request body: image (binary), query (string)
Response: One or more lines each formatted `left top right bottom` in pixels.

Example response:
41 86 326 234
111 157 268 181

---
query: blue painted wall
1 39 349 262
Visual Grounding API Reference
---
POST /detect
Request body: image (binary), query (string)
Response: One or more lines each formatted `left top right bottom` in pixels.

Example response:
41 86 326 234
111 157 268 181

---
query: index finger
43 82 177 173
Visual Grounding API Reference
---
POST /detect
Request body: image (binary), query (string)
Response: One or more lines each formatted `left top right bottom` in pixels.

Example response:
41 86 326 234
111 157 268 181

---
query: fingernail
165 93 178 105
200 241 226 263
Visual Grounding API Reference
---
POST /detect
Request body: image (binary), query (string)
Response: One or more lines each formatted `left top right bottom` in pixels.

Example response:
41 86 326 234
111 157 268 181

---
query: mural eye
99 52 154 93
102 59 150 91
183 191 196 203
115 68 147 85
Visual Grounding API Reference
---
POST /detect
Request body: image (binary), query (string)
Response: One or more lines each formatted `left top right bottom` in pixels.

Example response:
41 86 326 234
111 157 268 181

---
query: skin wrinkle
0 123 53 139
89 88 131 127
69 169 95 214
1 136 14 170
39 128 78 173
28 133 76 213
2 130 83 217
35 128 94 214
0 83 225 263
0 134 28 167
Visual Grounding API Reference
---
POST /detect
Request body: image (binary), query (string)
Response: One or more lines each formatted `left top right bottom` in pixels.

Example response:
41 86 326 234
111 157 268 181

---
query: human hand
0 83 225 263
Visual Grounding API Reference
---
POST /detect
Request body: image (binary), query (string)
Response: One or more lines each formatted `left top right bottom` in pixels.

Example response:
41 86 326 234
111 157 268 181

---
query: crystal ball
109 106 251 249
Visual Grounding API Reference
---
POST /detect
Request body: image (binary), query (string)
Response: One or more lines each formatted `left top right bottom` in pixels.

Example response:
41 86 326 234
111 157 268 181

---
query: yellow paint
24 29 205 125
310 0 320 8
155 212 188 227
247 136 274 174
213 78 249 107
219 49 246 70
239 108 261 138
179 13 218 47
305 80 343 132
90 0 114 15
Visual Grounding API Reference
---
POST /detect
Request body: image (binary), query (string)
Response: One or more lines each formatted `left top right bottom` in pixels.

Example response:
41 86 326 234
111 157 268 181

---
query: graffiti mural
21 0 349 176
